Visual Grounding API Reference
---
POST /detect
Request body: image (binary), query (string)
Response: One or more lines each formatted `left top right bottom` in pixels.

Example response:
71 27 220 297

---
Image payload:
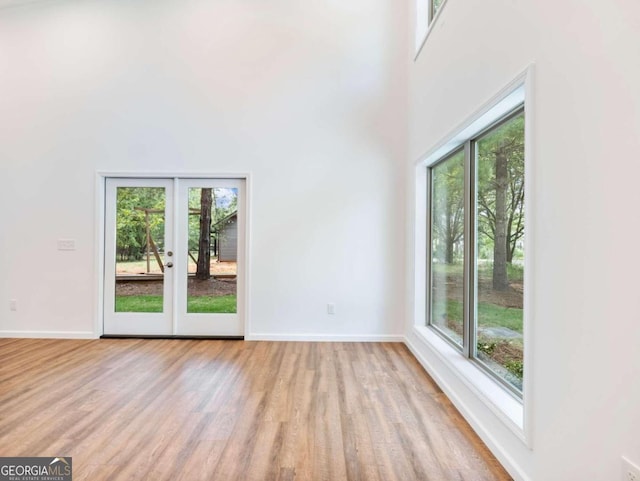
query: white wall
407 0 640 480
4 0 638 477
0 0 407 339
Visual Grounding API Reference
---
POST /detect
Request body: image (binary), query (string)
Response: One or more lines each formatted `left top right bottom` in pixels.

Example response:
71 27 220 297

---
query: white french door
103 177 245 337
104 178 174 335
175 178 245 336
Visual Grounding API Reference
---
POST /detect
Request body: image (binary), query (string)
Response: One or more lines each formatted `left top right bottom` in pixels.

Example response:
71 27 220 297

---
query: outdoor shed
215 211 237 262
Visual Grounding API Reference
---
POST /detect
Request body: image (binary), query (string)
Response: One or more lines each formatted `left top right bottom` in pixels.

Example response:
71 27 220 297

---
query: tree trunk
196 188 212 280
212 189 218 258
445 200 454 264
445 238 454 264
493 151 509 290
506 239 514 264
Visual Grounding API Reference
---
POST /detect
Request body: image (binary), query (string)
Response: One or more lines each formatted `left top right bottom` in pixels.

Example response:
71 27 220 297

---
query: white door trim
95 172 251 338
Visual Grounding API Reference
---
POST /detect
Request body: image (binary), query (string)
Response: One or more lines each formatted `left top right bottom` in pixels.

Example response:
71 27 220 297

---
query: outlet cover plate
57 239 76 251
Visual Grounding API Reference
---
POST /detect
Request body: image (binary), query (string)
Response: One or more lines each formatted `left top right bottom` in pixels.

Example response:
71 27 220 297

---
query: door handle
166 262 174 268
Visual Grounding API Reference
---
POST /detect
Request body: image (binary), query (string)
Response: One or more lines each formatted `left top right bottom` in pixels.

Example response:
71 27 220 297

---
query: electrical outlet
9 299 17 311
623 456 640 481
57 239 76 251
327 303 336 315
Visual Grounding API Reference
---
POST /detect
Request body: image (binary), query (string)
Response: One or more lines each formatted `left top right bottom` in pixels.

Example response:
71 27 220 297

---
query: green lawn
433 262 524 283
116 295 237 313
434 299 522 333
188 295 237 313
477 301 522 332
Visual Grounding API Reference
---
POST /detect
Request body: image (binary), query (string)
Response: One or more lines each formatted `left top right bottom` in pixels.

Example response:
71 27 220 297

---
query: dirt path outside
116 278 236 297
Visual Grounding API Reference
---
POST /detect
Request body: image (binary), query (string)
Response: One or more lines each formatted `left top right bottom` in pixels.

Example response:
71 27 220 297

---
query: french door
103 177 245 337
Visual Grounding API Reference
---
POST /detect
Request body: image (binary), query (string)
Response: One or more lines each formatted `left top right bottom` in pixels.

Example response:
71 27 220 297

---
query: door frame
95 172 251 338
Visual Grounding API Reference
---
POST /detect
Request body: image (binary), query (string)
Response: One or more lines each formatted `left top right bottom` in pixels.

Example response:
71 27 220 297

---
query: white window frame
415 0 450 58
429 106 525 397
413 67 534 444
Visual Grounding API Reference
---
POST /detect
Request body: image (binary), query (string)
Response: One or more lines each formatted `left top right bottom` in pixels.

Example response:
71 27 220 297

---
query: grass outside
434 298 523 384
434 299 522 333
116 295 237 313
432 262 524 282
431 261 524 386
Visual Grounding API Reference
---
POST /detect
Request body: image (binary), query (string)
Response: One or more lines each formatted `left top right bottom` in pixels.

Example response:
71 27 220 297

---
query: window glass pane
429 150 465 348
114 187 166 313
433 0 444 17
475 112 525 391
187 187 238 313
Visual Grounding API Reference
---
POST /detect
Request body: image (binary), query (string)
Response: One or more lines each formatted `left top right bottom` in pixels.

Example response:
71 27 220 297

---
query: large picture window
427 107 525 395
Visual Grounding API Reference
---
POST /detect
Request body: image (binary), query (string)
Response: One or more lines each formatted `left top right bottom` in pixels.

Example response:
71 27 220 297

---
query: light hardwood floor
0 339 512 480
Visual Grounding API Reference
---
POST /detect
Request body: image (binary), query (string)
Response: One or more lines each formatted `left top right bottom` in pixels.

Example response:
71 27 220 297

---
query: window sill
412 325 527 444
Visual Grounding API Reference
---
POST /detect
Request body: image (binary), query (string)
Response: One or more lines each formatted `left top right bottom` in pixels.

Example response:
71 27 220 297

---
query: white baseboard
0 330 97 339
0 331 403 342
245 333 404 342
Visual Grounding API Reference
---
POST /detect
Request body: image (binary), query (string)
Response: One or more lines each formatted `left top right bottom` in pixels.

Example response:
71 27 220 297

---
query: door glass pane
429 150 465 348
187 187 238 313
114 187 166 313
475 112 525 391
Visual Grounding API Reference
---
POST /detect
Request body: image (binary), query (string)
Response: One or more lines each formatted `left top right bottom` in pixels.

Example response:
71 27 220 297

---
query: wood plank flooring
0 339 512 481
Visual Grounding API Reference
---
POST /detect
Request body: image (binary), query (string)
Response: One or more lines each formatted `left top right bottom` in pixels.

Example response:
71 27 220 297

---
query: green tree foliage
116 188 165 261
115 187 238 265
432 150 465 264
477 114 525 290
430 113 524 291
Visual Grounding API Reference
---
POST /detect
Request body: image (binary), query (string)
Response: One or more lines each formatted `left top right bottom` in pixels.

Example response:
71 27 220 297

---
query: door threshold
100 335 244 340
